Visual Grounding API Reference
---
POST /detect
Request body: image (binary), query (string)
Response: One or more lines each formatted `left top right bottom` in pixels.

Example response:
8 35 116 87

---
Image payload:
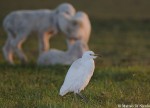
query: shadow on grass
0 62 70 75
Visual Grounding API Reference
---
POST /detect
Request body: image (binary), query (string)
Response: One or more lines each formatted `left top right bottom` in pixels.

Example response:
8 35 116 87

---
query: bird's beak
92 54 102 59
93 54 101 57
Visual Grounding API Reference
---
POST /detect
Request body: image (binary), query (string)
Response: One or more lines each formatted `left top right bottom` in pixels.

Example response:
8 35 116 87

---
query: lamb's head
67 40 89 58
56 3 76 16
58 11 91 48
69 11 91 43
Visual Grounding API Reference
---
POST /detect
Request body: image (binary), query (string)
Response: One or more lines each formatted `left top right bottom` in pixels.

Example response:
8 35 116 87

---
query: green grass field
0 0 150 108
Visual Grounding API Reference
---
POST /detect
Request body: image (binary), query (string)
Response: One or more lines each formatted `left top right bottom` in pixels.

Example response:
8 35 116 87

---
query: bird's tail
59 86 68 96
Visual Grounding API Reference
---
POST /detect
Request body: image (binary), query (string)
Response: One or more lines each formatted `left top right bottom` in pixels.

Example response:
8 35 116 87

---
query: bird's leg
74 93 78 102
77 92 88 103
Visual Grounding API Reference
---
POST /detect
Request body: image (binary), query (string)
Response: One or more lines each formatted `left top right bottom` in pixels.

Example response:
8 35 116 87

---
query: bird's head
82 51 101 59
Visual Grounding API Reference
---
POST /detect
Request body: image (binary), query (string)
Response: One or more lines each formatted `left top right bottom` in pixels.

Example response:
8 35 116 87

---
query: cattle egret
59 51 100 102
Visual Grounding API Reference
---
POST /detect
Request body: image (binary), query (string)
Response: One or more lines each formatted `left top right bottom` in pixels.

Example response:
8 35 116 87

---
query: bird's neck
81 57 95 69
82 57 94 62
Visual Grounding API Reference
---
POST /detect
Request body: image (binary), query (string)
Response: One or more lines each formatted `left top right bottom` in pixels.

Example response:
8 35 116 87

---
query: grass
0 65 149 108
0 0 150 107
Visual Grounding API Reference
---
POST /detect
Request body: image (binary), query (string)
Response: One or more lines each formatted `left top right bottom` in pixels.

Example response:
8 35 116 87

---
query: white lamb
37 11 91 66
37 40 89 65
58 11 91 49
2 3 76 64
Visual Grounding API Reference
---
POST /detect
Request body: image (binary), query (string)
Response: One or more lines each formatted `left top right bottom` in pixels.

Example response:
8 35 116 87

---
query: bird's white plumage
59 51 96 96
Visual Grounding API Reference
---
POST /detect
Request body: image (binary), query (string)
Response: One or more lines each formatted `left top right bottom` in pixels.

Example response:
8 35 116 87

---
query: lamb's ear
71 20 82 27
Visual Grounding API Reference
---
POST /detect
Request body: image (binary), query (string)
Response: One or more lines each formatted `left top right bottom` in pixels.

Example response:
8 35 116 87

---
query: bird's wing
64 58 83 81
60 58 83 95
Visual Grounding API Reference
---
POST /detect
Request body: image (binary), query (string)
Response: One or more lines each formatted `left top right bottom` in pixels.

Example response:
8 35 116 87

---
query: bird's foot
77 93 88 103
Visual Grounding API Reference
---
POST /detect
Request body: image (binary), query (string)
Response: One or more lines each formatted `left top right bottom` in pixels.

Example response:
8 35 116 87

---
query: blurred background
0 0 150 66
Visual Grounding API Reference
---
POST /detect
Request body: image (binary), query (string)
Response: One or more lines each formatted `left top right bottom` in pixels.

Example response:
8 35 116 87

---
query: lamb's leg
2 34 14 64
38 32 51 54
11 34 28 64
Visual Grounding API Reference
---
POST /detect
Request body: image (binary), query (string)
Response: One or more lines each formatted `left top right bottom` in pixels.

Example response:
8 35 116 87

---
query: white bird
59 51 100 102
